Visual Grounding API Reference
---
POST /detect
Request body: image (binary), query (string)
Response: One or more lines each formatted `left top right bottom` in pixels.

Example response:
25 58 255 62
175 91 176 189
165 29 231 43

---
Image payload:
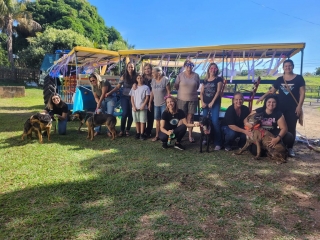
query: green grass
1 87 320 239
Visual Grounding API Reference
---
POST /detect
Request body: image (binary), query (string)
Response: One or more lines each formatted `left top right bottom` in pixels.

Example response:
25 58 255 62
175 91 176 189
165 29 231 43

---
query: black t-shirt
255 107 283 135
161 109 186 130
273 75 305 110
45 102 68 116
202 77 223 104
143 76 152 91
221 105 250 128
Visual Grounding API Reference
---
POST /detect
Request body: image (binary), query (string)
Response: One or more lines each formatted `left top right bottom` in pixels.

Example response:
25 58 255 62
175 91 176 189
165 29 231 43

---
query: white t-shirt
129 85 150 110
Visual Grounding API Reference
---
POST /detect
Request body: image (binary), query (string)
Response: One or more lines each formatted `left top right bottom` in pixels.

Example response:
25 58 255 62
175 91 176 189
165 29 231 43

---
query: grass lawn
1 87 320 239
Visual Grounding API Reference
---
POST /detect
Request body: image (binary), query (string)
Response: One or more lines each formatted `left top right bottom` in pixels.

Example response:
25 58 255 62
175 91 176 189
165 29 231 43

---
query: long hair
142 63 153 79
205 62 219 80
88 72 102 89
123 62 137 84
47 93 64 110
262 94 279 111
283 59 294 75
164 95 178 113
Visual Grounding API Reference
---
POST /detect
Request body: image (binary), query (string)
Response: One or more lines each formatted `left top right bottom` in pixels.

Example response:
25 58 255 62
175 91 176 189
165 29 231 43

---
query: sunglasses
185 63 195 68
52 97 60 101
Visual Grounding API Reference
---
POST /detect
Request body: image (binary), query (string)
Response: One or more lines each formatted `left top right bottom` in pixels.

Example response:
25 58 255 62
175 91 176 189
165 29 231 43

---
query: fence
0 66 40 84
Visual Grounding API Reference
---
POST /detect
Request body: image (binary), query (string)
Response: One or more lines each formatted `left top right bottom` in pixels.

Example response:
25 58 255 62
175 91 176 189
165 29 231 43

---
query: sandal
125 131 130 136
189 137 195 143
118 131 124 137
152 137 159 142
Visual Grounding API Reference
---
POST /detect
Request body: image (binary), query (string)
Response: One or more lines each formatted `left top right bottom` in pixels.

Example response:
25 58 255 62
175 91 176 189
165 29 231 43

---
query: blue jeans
95 96 116 133
120 95 133 132
154 104 166 120
202 103 222 146
221 126 246 148
58 118 68 135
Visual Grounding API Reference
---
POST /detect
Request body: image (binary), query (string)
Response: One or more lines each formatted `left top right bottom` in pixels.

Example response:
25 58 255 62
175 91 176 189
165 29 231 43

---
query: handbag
283 79 303 126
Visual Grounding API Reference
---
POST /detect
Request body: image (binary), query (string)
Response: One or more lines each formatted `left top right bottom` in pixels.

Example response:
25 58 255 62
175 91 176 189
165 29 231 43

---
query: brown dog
235 112 287 164
22 113 52 143
70 110 93 132
86 113 117 140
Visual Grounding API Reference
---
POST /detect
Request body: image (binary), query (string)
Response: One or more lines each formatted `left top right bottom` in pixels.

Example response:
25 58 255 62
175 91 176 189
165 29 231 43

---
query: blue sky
88 0 320 74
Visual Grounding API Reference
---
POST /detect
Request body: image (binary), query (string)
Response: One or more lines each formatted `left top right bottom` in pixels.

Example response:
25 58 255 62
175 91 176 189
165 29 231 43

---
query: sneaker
162 142 169 149
140 134 146 140
174 143 186 150
135 133 140 139
288 148 295 157
214 146 221 151
224 146 232 151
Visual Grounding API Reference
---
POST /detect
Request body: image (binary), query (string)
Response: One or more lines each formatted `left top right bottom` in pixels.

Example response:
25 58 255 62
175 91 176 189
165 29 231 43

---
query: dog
22 113 52 143
199 114 213 153
235 112 287 164
70 110 93 132
86 113 117 140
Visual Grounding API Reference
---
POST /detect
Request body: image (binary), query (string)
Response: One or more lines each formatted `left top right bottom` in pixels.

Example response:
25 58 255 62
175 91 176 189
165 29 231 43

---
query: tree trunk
5 14 14 67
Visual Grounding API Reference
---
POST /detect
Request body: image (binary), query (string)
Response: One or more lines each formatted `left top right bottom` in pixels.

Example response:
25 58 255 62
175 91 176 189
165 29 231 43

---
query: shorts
177 99 197 114
154 105 166 120
132 109 147 123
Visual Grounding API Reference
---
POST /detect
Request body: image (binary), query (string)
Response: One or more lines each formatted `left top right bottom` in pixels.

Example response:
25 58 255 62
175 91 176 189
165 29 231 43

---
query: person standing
142 63 154 138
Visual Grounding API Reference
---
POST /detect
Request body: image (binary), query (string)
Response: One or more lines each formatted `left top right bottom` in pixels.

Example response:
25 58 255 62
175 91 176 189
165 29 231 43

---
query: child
129 73 150 140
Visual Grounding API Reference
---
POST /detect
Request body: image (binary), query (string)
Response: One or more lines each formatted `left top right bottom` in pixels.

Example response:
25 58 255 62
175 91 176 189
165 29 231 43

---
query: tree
0 0 41 66
315 67 320 76
18 27 94 68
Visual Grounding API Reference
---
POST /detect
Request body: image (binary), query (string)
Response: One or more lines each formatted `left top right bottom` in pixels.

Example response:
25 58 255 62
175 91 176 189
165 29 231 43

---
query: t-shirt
221 105 250 128
45 102 68 116
92 80 112 98
129 85 150 110
202 77 223 104
119 75 137 96
273 75 305 110
151 76 170 106
175 72 200 101
143 76 152 91
255 107 283 134
161 109 186 130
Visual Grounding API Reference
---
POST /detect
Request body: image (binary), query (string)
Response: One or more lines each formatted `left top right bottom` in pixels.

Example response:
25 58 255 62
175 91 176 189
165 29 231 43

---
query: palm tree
0 0 41 66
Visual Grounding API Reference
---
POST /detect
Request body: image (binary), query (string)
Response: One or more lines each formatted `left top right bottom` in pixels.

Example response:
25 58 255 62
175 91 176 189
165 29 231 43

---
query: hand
244 130 253 138
267 137 279 148
193 122 200 127
295 106 302 116
208 101 214 108
256 98 263 104
132 83 137 90
245 122 253 129
201 102 207 108
148 104 152 112
105 92 110 98
167 130 173 136
140 104 145 110
133 107 137 112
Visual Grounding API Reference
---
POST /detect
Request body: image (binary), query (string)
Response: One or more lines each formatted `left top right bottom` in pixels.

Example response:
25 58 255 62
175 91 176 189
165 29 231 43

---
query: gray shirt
150 76 170 106
129 85 150 110
175 72 200 101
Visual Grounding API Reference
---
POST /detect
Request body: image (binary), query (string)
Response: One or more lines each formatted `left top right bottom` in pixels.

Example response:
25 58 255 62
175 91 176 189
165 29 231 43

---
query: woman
106 62 137 136
149 66 171 141
247 94 295 157
200 62 223 150
257 59 305 157
43 93 68 135
89 72 116 136
159 96 199 150
142 63 154 138
220 92 251 151
174 60 200 143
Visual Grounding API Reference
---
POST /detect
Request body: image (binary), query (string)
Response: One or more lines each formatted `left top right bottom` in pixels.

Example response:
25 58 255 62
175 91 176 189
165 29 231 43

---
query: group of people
43 59 305 157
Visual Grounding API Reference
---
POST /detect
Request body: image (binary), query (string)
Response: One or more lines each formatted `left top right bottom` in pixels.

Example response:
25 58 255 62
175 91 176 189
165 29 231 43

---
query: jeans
120 95 133 132
154 104 166 120
58 118 68 135
202 102 222 146
95 96 116 133
221 125 246 148
145 101 154 136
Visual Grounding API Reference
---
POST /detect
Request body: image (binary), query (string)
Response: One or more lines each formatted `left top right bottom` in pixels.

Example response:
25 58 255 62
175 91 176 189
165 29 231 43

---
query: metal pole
300 48 304 75
119 55 122 76
222 50 225 78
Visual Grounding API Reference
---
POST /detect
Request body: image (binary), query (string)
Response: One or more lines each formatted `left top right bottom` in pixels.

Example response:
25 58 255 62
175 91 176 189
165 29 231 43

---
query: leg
187 113 194 142
46 127 51 141
120 96 129 133
126 97 133 133
254 141 262 160
173 124 187 143
238 132 247 148
58 118 67 135
282 109 298 140
145 101 154 136
211 102 222 148
222 126 237 149
105 97 116 136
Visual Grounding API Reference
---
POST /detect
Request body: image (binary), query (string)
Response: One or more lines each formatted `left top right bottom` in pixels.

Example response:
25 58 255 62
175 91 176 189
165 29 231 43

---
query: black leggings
281 108 298 140
249 129 294 156
159 124 187 143
145 101 154 135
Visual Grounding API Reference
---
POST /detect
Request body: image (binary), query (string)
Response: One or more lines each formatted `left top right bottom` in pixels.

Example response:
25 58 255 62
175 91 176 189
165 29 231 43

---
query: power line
248 0 320 27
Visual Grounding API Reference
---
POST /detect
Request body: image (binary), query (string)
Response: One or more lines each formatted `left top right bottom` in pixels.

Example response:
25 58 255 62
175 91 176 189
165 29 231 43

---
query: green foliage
109 40 128 51
315 67 320 75
18 27 94 68
26 0 113 46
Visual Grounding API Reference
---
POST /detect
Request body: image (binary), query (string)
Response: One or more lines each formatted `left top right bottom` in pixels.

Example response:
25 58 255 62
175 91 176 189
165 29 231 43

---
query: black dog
70 110 93 132
199 112 213 153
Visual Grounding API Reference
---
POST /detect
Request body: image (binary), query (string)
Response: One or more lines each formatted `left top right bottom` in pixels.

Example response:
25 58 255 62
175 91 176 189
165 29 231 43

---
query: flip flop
126 131 130 136
189 137 195 143
152 137 159 142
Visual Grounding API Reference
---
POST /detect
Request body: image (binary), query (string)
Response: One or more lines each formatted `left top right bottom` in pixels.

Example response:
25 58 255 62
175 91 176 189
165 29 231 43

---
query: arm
131 95 136 112
174 75 180 90
141 95 149 110
208 81 222 108
181 118 199 128
160 119 172 136
268 115 288 147
97 85 108 109
148 91 153 111
228 124 252 137
256 86 277 104
166 83 171 95
200 84 206 108
296 86 305 116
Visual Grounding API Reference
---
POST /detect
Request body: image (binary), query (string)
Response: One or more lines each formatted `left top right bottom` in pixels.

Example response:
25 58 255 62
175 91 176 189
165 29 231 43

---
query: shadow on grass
0 105 45 111
1 139 320 239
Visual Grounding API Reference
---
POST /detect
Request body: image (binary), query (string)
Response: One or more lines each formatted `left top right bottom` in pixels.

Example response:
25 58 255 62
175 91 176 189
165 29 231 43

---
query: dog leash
53 114 59 129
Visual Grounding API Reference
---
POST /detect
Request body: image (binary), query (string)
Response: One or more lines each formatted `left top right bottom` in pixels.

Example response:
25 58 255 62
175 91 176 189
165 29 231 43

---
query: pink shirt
175 72 200 101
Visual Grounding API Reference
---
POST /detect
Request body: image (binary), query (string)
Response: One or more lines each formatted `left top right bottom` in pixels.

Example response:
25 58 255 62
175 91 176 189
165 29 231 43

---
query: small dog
22 113 52 143
86 113 117 140
235 112 287 164
70 110 93 132
199 114 213 153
